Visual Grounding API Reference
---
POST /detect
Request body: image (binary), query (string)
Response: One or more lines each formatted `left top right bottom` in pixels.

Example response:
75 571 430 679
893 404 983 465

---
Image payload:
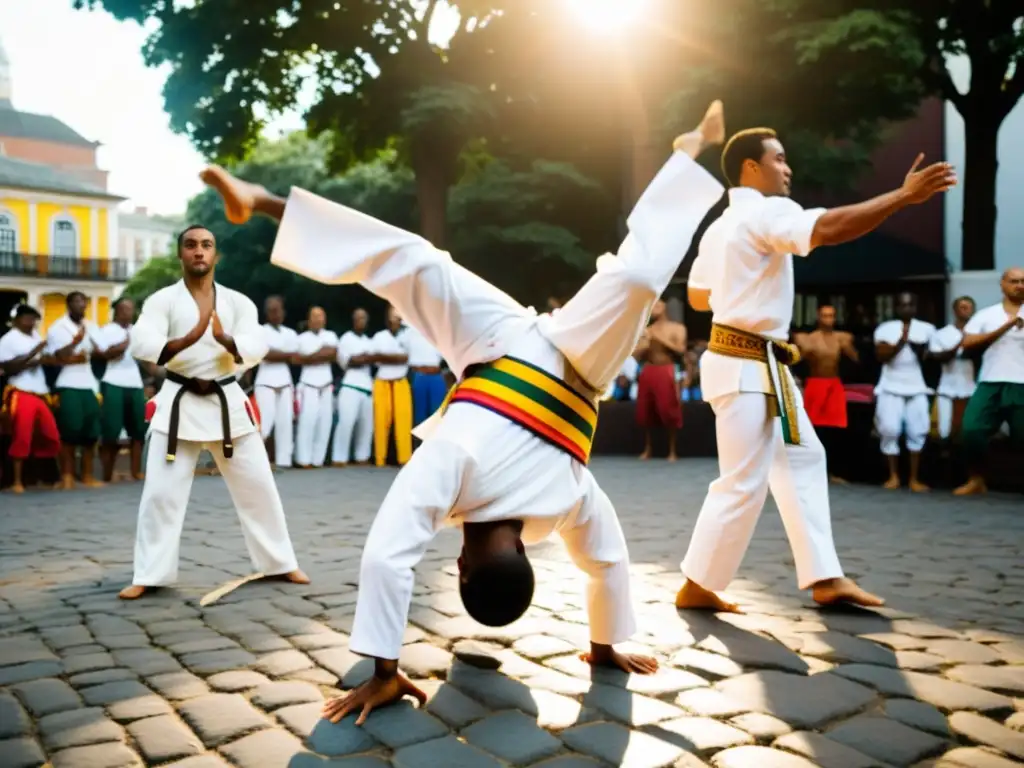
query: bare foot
118 584 148 600
638 450 651 461
199 165 267 225
81 478 106 488
331 462 348 468
829 474 849 485
675 580 742 613
284 569 310 584
59 475 76 490
8 483 25 494
953 477 987 496
882 475 901 490
699 99 725 147
132 473 146 481
908 480 930 493
667 453 678 463
812 578 885 608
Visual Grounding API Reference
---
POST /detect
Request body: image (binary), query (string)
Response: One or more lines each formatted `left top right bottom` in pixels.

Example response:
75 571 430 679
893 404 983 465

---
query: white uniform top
46 315 100 392
929 324 976 398
688 187 826 402
402 324 443 368
337 331 375 392
297 329 338 387
97 322 144 389
131 281 267 442
372 329 409 381
965 302 1024 384
0 328 48 394
873 319 935 396
255 324 299 388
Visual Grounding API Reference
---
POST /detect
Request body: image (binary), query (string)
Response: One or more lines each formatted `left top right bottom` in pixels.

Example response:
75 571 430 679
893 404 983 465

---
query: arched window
52 217 78 258
0 210 17 257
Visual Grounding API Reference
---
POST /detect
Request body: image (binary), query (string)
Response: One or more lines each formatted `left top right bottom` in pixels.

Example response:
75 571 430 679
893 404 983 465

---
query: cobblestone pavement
1 458 1023 768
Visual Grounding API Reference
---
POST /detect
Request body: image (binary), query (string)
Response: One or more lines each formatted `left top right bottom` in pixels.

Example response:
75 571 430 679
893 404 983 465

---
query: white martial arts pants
255 385 295 468
936 396 954 440
332 386 374 464
131 431 299 586
295 383 333 466
682 392 844 591
875 392 930 455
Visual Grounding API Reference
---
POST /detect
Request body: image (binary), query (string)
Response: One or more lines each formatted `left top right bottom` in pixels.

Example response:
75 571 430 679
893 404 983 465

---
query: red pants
803 377 848 429
636 364 683 429
7 390 61 460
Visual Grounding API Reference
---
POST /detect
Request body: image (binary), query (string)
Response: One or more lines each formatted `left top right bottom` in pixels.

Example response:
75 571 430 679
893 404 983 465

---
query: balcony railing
0 252 132 282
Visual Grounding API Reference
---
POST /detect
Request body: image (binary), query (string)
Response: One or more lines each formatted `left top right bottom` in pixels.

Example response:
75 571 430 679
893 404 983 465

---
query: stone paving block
309 646 364 679
787 631 898 667
582 683 685 727
13 677 82 716
859 632 928 651
59 652 116 677
0 736 47 768
462 710 564 764
929 747 1023 767
180 648 258 675
728 712 792 741
255 648 315 677
832 664 1014 714
147 671 210 700
39 707 123 751
561 721 687 768
772 732 879 768
947 665 1024 696
671 648 745 680
512 634 578 660
127 714 204 763
0 636 59 666
0 661 63 686
949 711 1024 760
69 668 139 688
419 680 490 728
87 614 143 637
236 633 294 653
1006 711 1024 731
147 618 208 636
111 648 181 676
50 741 141 768
289 631 348 651
529 688 584 729
61 644 108 657
358 700 450 748
207 669 271 692
251 681 324 710
695 632 808 674
108 694 174 723
648 717 754 754
927 640 1002 664
261 615 330 637
399 642 455 678
826 714 948 765
40 625 95 650
99 634 153 651
993 643 1024 665
303 712 381 756
884 699 950 735
894 651 945 671
711 745 819 767
392 734 504 768
714 671 875 730
528 756 606 768
165 637 242 655
177 693 271 747
675 688 750 718
219 727 312 767
449 663 540 712
0 691 32 739
890 621 961 639
80 680 151 707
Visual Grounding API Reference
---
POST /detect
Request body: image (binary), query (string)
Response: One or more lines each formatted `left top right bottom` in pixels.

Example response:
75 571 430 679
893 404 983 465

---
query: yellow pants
373 377 413 467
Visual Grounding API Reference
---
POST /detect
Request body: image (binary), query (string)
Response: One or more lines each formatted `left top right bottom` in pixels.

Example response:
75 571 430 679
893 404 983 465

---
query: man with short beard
119 225 308 600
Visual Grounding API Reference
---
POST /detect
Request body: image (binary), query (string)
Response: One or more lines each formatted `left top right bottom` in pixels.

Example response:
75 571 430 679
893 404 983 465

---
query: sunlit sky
0 0 463 217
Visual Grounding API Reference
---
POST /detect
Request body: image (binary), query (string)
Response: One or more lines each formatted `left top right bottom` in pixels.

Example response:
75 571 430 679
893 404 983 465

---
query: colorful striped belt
442 356 598 464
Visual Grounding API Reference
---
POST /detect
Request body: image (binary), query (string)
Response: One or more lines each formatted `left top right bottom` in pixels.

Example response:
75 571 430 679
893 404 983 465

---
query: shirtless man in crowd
795 305 859 483
635 300 686 461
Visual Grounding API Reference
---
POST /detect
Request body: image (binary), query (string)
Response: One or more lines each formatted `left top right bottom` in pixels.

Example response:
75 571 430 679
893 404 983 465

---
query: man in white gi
928 296 976 443
331 307 376 466
678 129 956 613
294 306 338 468
254 295 298 469
955 267 1024 495
118 224 307 600
201 100 728 720
371 305 413 466
95 297 148 483
47 291 104 489
873 292 936 491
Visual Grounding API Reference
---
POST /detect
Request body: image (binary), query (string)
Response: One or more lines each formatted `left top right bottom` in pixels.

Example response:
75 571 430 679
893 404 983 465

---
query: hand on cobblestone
321 671 427 725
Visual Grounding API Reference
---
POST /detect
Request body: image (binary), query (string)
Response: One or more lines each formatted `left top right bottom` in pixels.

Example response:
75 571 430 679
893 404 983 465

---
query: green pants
55 387 101 446
961 381 1024 464
101 382 147 442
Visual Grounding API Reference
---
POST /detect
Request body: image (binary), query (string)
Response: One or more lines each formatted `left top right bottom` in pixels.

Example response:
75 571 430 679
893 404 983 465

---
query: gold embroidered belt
440 356 598 464
708 323 803 445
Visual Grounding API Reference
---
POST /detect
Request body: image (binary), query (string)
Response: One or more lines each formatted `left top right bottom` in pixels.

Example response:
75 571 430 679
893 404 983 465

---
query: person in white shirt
94 297 148 483
928 296 976 442
372 306 413 467
955 267 1024 496
254 295 298 469
0 304 61 493
603 355 639 401
873 292 936 492
403 321 447 428
119 225 307 600
331 307 376 466
678 127 955 614
198 99 727 720
294 306 338 468
46 291 105 490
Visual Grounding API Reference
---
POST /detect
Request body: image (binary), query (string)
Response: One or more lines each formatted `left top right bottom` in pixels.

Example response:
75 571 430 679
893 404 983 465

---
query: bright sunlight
565 0 650 34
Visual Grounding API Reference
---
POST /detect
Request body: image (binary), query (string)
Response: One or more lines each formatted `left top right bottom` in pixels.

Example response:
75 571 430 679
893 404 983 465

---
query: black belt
165 371 237 461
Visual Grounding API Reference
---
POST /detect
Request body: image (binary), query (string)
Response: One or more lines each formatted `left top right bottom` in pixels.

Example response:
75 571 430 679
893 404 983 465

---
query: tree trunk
960 111 1000 271
411 143 455 248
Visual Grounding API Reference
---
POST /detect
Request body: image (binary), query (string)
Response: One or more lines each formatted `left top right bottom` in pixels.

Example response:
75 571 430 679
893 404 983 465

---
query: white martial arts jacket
131 281 267 442
929 324 976 399
874 319 935 397
47 315 101 392
965 303 1024 384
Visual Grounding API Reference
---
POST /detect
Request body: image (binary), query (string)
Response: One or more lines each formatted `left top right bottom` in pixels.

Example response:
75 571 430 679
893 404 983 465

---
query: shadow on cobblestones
1 458 1022 767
